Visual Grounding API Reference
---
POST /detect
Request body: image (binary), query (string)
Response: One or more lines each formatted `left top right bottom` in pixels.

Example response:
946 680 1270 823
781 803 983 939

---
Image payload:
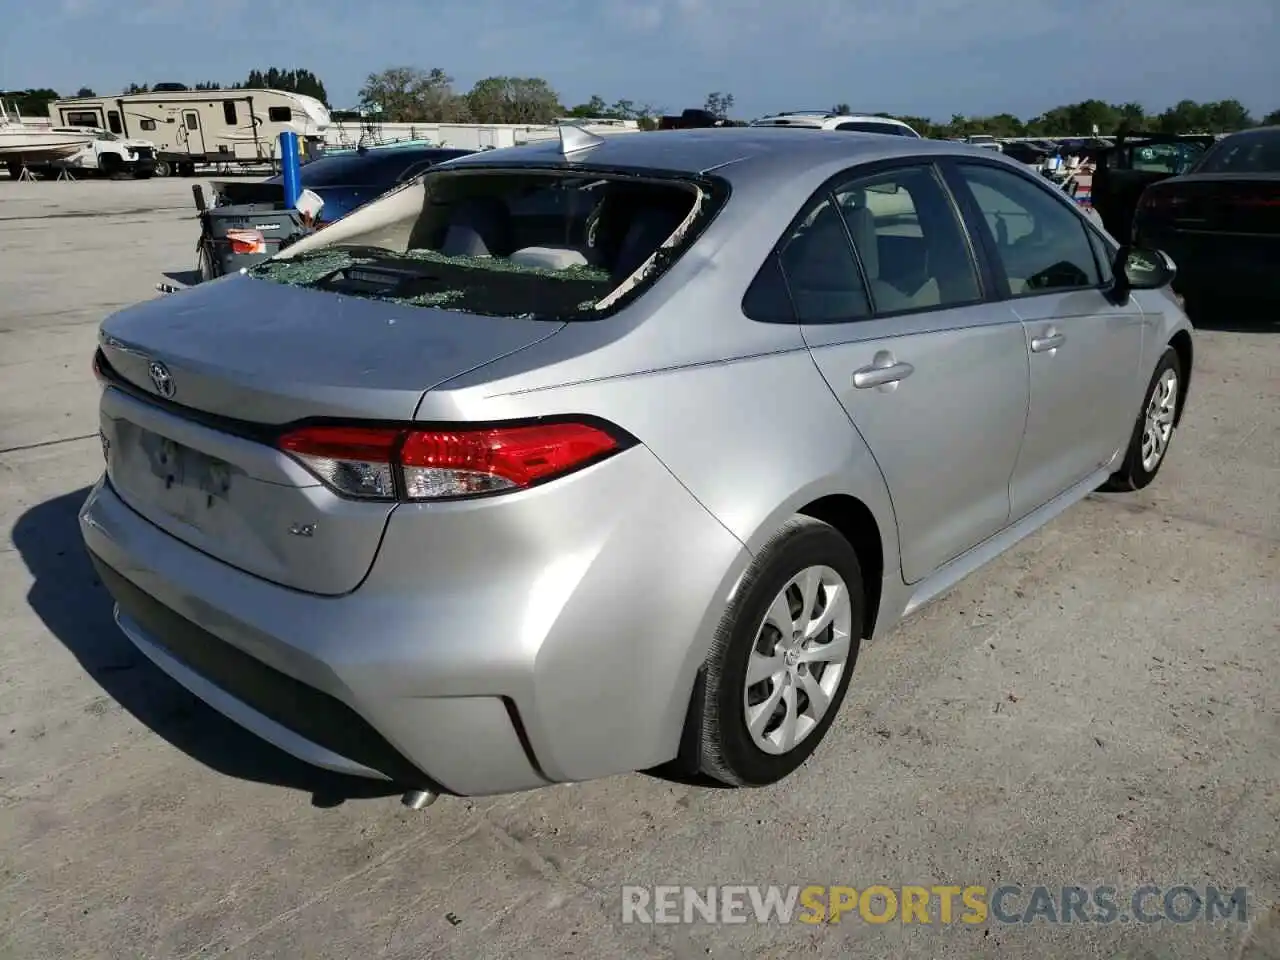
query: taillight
1138 191 1186 212
276 421 625 501
225 228 266 255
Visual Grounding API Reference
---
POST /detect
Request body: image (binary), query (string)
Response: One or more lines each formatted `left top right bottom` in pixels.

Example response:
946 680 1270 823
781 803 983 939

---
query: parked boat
1 103 94 174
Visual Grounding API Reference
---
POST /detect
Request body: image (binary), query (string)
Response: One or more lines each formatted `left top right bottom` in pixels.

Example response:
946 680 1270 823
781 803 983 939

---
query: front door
181 110 206 157
785 162 1030 584
947 161 1146 520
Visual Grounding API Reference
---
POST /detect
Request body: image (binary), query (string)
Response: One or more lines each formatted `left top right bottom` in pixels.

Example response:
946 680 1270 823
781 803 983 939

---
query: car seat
439 197 513 258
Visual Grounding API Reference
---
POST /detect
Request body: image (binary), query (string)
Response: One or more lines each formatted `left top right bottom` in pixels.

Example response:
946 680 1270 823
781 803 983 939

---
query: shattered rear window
247 169 726 319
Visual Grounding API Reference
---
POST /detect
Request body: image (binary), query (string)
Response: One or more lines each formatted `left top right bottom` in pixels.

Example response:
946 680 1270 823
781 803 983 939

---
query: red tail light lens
226 228 266 255
1139 191 1186 212
277 421 624 501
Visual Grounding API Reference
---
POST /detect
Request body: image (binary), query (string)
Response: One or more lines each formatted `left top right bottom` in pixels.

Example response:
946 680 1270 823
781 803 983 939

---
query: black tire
196 241 216 282
1102 346 1183 492
697 516 864 787
6 161 20 180
154 159 172 178
98 154 124 179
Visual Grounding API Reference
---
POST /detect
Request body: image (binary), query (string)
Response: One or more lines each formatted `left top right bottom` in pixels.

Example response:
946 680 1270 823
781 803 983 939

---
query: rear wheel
6 161 20 180
1103 346 1182 492
697 516 863 787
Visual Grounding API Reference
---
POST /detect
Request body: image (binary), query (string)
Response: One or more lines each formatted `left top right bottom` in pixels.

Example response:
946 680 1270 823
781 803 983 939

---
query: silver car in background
82 127 1192 802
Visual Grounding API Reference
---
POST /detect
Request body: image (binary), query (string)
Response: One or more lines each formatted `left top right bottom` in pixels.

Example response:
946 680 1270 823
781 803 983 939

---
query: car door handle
853 360 915 389
1030 332 1066 353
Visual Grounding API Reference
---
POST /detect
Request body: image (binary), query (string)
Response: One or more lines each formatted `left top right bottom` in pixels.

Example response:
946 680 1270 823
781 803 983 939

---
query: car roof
438 127 987 193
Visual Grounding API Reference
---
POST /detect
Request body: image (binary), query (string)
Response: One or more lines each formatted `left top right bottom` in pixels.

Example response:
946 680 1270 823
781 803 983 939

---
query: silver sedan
81 127 1192 802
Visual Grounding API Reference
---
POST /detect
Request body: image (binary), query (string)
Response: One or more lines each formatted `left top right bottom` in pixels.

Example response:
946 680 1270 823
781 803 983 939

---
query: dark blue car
196 145 476 280
268 145 476 222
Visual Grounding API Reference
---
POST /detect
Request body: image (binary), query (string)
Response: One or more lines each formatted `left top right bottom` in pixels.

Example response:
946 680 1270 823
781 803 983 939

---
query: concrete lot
1 178 1277 960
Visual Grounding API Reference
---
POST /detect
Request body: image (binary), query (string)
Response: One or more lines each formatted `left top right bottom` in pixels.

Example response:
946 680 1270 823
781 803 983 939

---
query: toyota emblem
148 361 175 398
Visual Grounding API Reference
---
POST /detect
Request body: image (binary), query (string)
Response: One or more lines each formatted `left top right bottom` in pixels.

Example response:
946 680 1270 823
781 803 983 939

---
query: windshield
249 169 724 320
1193 131 1280 174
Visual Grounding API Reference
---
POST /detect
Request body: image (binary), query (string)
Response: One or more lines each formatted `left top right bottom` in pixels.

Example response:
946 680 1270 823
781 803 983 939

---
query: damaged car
83 125 1193 805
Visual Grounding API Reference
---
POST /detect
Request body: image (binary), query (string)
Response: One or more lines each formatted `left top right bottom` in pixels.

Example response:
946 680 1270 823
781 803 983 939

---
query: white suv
749 111 922 138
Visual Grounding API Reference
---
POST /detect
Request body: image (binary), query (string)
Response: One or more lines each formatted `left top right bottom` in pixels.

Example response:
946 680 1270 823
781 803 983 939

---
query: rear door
786 161 1029 584
946 160 1146 520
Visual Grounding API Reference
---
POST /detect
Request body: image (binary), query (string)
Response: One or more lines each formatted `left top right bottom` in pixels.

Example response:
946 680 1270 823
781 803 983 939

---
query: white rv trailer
48 88 329 176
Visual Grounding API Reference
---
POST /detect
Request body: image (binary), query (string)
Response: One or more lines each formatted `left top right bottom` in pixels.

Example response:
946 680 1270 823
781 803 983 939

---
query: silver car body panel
82 129 1194 794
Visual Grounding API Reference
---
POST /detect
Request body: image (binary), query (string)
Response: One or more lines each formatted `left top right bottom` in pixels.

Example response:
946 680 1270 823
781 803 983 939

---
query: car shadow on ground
12 487 399 807
1183 295 1278 333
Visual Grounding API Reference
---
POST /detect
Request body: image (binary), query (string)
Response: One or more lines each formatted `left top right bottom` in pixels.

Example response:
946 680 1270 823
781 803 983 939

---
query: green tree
1262 108 1280 126
465 76 561 124
75 86 96 97
565 95 610 118
831 102 852 115
704 91 734 118
1115 101 1146 134
610 99 638 120
243 67 328 105
1202 99 1253 131
359 66 466 122
1 88 60 116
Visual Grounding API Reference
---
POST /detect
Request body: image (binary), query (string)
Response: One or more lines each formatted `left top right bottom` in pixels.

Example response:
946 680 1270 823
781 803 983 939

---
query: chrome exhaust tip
401 790 438 809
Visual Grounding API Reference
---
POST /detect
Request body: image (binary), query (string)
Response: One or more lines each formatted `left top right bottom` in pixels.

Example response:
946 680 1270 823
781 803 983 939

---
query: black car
1000 141 1051 165
1088 133 1216 239
1132 126 1280 304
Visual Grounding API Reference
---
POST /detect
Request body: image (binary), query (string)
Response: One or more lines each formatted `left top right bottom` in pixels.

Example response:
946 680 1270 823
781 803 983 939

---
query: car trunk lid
96 274 563 595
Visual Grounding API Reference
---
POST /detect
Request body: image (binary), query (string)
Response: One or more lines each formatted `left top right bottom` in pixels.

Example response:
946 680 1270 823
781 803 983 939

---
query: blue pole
279 130 301 208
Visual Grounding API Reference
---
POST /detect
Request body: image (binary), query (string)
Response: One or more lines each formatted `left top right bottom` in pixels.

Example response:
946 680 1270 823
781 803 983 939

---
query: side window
184 113 198 130
268 106 292 123
107 110 123 134
832 164 982 313
774 197 872 322
139 119 157 131
742 253 796 323
955 164 1100 295
223 101 237 125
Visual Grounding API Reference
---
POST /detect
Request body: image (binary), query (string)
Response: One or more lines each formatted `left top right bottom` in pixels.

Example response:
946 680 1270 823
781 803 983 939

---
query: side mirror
1111 244 1176 302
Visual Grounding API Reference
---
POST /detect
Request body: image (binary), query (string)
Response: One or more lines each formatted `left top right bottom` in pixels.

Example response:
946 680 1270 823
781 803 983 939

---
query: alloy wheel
1141 367 1178 472
743 565 853 755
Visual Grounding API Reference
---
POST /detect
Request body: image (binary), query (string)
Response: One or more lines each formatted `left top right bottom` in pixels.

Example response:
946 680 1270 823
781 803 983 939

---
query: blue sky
3 0 1277 120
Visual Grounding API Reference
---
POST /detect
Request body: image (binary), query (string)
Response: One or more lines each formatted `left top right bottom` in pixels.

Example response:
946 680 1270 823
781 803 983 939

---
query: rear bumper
80 445 750 796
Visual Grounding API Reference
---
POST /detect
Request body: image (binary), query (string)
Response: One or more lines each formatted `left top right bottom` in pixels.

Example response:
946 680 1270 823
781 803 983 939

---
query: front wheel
1102 346 1183 492
154 159 172 178
696 516 864 787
